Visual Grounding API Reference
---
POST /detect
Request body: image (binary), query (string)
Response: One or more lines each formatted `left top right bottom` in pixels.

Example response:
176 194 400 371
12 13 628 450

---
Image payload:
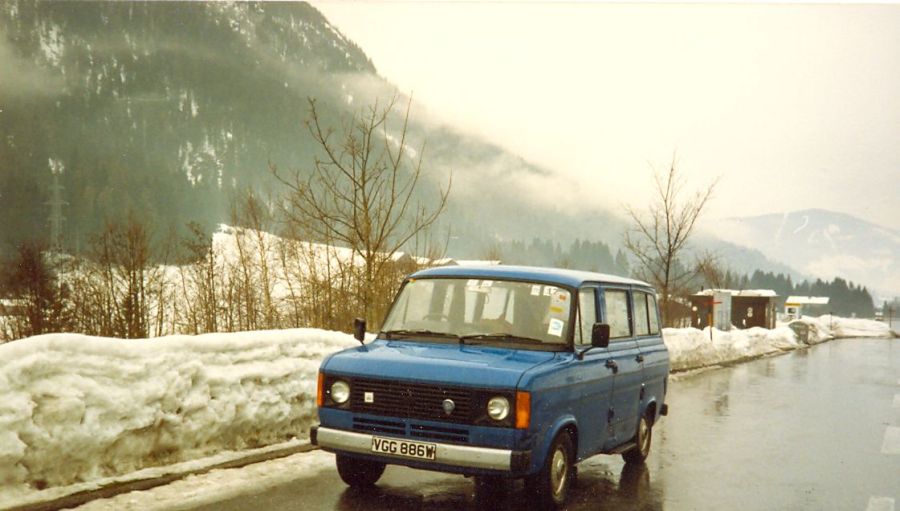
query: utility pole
47 159 68 253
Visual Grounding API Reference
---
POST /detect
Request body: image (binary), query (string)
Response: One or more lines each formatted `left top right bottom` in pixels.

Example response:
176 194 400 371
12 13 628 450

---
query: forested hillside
0 1 624 260
0 2 382 250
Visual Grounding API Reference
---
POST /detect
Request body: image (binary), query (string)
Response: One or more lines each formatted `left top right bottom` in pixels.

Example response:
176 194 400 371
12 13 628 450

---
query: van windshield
381 278 573 346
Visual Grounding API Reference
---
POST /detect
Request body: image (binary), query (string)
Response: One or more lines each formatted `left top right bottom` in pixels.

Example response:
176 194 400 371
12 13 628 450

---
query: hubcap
550 446 568 496
639 418 650 455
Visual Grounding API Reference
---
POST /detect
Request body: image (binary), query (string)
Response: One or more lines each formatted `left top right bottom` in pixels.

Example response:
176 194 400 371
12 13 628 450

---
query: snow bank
664 315 894 372
663 326 799 372
0 329 356 496
790 314 895 342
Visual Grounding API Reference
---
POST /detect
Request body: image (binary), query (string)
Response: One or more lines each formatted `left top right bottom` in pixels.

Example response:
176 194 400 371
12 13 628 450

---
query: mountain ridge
704 208 899 298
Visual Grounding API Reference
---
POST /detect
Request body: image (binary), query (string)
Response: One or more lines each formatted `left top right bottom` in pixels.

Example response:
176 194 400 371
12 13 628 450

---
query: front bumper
312 426 531 473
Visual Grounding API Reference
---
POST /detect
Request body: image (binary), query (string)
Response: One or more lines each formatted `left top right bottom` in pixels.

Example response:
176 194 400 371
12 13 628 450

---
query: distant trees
274 96 451 327
485 238 630 275
693 266 876 318
624 158 717 327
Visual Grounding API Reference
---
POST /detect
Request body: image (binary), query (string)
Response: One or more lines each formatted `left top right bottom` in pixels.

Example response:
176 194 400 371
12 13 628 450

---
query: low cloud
0 30 65 98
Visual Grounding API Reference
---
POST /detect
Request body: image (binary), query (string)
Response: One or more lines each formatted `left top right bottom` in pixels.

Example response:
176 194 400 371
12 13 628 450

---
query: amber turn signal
316 372 325 407
515 391 531 429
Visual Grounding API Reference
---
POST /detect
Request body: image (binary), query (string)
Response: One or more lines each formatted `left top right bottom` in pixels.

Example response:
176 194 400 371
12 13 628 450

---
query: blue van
311 265 669 508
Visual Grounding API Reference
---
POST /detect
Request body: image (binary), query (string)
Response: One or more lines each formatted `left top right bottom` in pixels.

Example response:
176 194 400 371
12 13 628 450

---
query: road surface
188 338 899 511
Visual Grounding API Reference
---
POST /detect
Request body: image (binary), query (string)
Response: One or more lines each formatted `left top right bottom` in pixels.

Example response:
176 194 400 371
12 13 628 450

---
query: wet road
192 338 900 510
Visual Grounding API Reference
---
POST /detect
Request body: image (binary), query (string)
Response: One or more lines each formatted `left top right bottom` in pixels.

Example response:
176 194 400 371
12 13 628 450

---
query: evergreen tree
0 241 71 338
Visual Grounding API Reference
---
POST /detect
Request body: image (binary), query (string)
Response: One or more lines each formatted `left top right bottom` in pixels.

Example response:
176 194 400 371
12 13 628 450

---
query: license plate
371 436 437 460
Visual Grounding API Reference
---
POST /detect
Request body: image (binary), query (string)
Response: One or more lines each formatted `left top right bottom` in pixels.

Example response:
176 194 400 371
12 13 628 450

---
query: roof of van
410 265 651 289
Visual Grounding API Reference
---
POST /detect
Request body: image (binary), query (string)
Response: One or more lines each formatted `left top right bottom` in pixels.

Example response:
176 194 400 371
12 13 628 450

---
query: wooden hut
690 289 779 330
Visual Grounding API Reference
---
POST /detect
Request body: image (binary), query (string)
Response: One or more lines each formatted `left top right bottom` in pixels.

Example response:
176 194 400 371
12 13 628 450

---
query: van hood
322 339 557 389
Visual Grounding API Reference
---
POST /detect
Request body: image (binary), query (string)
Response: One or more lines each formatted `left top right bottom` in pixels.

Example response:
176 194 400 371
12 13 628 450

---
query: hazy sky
315 2 900 230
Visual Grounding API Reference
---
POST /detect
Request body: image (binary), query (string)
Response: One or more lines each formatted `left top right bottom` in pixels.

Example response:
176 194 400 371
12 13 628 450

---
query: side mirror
591 323 610 348
353 317 366 344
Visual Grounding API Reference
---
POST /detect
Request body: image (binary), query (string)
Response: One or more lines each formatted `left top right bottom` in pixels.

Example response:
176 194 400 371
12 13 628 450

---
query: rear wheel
525 432 574 509
622 414 652 465
335 454 386 487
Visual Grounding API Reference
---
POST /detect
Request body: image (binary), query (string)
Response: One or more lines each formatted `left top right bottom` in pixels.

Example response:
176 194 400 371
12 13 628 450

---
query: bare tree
481 242 503 263
274 95 451 328
624 158 717 327
89 218 157 338
696 250 732 290
177 222 221 334
227 191 280 331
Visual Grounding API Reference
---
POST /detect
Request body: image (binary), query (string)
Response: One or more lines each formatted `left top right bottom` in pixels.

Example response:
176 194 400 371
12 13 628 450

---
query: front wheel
335 454 386 487
622 414 652 465
525 432 574 510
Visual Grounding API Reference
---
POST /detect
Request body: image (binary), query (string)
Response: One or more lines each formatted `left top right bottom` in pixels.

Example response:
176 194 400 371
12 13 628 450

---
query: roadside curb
3 443 318 511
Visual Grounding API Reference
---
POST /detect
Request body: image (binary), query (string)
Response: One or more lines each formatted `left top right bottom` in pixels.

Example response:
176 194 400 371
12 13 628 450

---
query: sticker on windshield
549 290 570 319
548 318 564 337
466 279 494 294
551 291 568 306
531 285 542 296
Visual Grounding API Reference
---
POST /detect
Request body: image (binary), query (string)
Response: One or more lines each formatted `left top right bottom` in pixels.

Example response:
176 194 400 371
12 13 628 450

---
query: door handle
605 359 618 373
636 354 644 363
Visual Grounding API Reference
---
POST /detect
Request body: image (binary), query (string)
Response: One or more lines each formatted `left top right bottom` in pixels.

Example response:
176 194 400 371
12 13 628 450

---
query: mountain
703 209 900 298
0 1 375 249
3 2 870 295
0 1 621 259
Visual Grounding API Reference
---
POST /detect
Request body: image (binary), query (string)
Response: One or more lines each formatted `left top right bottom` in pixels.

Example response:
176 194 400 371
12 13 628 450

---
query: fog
316 2 900 230
0 29 64 98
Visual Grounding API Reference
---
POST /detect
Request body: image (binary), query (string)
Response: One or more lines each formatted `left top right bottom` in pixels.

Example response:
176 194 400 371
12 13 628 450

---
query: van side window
634 292 650 336
605 289 632 339
647 294 660 334
577 288 597 346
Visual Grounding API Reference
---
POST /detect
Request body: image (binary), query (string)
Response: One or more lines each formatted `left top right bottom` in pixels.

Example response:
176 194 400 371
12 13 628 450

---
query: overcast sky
315 2 900 230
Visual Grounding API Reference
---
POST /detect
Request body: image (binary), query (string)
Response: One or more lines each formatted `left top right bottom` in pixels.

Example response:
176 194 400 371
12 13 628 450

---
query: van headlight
330 380 350 404
487 396 510 421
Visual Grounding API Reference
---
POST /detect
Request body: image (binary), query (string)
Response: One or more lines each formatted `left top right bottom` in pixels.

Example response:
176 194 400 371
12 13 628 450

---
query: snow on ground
664 315 894 372
0 315 894 508
0 329 356 506
663 325 800 372
74 448 336 511
797 314 894 341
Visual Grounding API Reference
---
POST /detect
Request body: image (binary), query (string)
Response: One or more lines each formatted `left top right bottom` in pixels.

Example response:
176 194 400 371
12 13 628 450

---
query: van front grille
350 377 475 424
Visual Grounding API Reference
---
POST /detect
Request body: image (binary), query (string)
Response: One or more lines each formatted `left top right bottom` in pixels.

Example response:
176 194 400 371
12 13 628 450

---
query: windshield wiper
381 329 457 340
458 333 546 345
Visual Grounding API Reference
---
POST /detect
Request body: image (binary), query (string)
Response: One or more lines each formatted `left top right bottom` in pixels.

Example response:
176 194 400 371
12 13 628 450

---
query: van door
633 290 668 413
600 287 643 450
571 286 614 457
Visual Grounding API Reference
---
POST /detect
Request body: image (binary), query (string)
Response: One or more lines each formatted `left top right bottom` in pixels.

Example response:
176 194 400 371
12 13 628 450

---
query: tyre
525 432 574 510
335 454 386 487
622 413 652 465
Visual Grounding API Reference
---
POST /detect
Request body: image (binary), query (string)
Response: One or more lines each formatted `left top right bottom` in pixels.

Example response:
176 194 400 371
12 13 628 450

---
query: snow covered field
0 316 894 508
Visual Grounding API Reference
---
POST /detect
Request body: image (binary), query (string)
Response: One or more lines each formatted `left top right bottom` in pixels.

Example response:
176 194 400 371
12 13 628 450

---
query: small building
784 296 830 320
690 289 779 330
